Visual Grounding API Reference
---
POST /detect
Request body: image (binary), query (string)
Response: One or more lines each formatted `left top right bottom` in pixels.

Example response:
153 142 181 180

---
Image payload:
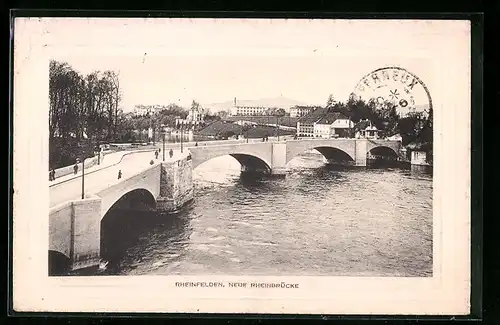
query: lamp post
180 121 184 153
81 156 85 199
276 115 279 141
76 148 85 200
161 124 166 161
95 141 100 165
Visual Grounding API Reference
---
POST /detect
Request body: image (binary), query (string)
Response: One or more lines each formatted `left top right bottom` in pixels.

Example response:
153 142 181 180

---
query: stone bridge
189 138 403 175
49 138 402 273
49 153 194 273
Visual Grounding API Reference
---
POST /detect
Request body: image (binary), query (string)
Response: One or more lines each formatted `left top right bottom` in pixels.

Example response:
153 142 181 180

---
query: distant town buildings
312 113 354 139
296 107 354 138
232 105 270 116
175 103 206 127
133 105 166 116
354 119 380 139
289 106 316 118
296 107 328 137
230 98 287 116
410 150 430 166
297 120 315 137
187 104 204 124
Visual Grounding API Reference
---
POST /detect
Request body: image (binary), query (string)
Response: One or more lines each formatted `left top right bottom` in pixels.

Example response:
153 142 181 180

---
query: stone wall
52 155 100 179
157 157 194 212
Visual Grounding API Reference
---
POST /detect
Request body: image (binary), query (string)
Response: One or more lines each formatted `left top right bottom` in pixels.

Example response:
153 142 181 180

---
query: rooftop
315 112 349 125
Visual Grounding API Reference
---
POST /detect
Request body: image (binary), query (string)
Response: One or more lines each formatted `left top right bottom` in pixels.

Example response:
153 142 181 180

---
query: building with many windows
229 98 289 116
233 105 270 116
296 106 328 137
133 105 165 116
289 106 316 118
313 113 353 138
297 120 315 137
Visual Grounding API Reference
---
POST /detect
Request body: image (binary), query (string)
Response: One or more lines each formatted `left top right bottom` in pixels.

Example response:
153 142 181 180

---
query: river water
95 152 433 277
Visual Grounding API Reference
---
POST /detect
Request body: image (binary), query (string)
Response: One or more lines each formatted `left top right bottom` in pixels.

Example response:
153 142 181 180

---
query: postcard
12 17 472 315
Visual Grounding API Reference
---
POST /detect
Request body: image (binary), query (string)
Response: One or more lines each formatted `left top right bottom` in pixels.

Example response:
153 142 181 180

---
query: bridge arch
48 250 71 276
189 144 273 174
194 153 272 174
286 140 356 165
367 145 400 158
103 188 157 218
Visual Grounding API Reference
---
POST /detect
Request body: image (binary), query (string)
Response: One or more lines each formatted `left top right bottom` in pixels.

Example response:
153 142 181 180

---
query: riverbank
222 115 299 127
196 120 296 139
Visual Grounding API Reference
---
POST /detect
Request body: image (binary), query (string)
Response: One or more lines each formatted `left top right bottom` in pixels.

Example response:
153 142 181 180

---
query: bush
49 137 95 169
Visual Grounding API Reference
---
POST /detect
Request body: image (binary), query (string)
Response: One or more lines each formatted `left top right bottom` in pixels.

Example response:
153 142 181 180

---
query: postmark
351 67 433 117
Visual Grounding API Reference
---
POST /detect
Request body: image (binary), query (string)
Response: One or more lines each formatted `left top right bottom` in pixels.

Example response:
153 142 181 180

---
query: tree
397 111 425 146
326 94 337 109
216 110 230 119
275 108 286 117
49 60 123 168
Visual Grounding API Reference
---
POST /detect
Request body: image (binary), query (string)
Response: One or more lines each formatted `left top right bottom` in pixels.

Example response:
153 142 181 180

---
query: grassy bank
222 115 299 127
196 121 295 139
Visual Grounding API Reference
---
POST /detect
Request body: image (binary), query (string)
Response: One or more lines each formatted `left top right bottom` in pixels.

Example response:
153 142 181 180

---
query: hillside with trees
320 94 432 148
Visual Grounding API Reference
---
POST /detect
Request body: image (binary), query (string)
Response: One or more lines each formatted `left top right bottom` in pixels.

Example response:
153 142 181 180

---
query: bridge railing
49 149 158 187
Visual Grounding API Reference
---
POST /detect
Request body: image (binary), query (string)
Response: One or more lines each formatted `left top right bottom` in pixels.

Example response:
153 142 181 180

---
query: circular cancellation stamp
351 67 432 117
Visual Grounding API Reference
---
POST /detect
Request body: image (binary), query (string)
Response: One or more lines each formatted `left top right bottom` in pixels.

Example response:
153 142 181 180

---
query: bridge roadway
48 137 288 208
50 151 160 208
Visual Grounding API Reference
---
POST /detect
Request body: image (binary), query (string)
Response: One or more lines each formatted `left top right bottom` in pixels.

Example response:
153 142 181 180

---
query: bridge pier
49 196 102 273
354 139 368 167
156 155 194 213
269 142 288 177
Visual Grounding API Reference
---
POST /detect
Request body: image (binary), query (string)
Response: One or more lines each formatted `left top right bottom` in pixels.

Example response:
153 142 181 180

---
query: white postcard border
12 18 471 315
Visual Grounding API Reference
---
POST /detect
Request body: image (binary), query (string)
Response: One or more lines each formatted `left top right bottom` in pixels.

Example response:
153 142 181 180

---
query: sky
44 18 466 112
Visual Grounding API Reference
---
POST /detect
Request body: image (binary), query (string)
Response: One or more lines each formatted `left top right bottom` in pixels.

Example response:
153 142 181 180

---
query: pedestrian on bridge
169 149 173 158
155 150 159 159
118 170 122 179
73 163 78 175
49 169 56 181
